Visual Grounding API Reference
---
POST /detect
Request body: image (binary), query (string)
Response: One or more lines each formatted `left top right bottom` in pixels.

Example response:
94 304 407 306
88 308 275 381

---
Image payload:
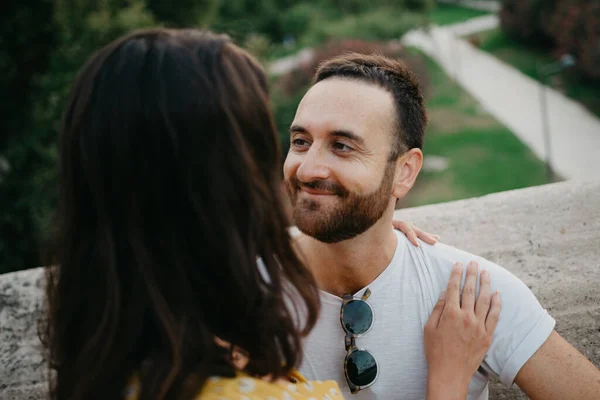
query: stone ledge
2 180 599 399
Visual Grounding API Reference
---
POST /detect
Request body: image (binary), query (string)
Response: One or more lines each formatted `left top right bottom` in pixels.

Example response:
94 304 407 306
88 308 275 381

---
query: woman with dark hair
43 28 500 400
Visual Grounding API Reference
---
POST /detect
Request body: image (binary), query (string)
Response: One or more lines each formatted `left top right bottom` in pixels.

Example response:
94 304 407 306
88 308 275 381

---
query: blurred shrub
280 2 319 38
146 0 218 27
0 0 57 272
500 0 557 46
0 0 57 152
500 0 599 80
405 0 435 11
307 8 422 44
550 0 600 80
327 0 381 14
0 0 156 273
212 0 288 43
244 33 273 63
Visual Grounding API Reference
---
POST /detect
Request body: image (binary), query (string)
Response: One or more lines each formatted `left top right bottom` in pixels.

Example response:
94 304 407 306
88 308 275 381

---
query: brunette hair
43 28 319 400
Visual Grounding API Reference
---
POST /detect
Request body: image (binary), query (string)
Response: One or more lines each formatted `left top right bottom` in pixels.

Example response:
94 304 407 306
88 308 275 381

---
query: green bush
146 0 218 27
0 0 57 153
244 33 273 63
499 0 600 81
0 0 58 273
0 0 156 274
500 0 557 46
280 2 320 38
405 0 435 11
211 0 288 43
550 0 600 80
308 8 422 43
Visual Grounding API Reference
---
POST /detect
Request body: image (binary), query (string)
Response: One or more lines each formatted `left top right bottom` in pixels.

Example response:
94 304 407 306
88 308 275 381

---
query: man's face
283 78 398 243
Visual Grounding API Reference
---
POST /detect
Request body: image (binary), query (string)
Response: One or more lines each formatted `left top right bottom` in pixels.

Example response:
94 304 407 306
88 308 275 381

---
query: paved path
403 15 600 181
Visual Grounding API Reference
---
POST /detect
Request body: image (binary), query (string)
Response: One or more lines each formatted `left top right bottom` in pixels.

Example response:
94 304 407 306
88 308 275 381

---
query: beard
285 162 395 243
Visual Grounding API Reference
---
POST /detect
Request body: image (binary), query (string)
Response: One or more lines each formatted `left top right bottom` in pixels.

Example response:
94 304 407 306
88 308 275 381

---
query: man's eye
333 142 353 152
292 139 310 147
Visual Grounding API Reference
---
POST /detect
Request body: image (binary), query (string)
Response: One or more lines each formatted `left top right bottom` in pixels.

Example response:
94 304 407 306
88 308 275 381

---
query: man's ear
392 148 423 199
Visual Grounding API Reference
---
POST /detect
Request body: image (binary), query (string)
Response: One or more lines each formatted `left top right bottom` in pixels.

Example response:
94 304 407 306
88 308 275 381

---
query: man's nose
296 146 330 183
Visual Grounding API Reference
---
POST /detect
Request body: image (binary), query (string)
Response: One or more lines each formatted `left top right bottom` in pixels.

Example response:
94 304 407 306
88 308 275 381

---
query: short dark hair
313 53 427 159
44 28 320 400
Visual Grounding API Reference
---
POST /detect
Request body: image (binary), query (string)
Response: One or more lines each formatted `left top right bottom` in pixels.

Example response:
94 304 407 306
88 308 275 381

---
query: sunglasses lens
346 349 378 387
342 300 373 335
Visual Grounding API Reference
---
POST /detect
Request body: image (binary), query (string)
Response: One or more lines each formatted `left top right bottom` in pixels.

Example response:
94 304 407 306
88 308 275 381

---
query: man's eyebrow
289 125 306 134
330 130 365 145
289 125 365 146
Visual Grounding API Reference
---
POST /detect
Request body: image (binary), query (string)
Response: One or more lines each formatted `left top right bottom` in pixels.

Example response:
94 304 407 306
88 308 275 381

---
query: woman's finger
446 262 464 307
392 220 419 247
426 291 447 330
461 261 478 312
485 291 502 334
475 269 492 320
414 227 438 245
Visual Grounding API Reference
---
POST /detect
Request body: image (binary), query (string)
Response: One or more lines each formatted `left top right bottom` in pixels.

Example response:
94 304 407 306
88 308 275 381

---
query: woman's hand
392 220 439 246
424 261 501 400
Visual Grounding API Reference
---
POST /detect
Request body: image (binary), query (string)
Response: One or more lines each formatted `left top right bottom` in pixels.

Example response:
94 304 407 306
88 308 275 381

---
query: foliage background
1 0 597 273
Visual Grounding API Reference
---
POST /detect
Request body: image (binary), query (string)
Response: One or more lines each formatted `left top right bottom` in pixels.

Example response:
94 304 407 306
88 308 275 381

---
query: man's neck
296 212 398 298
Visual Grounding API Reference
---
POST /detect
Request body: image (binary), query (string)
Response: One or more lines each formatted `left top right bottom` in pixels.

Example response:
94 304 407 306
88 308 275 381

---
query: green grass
428 3 490 26
471 29 600 118
403 50 552 207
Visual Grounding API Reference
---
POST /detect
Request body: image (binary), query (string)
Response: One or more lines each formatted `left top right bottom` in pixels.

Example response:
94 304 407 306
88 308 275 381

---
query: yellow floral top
125 369 344 400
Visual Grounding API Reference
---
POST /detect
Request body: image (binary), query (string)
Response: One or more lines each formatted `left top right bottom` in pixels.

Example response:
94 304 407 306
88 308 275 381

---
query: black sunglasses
340 288 378 394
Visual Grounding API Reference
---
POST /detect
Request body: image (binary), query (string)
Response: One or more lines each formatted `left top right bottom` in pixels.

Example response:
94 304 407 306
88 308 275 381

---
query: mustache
295 178 347 196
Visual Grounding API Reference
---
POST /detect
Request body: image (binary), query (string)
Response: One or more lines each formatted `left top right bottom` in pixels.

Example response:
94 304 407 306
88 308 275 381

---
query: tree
0 0 156 273
146 0 218 27
0 0 57 152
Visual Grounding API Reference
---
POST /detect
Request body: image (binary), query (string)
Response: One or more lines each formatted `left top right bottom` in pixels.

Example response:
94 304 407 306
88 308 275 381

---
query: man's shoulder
397 232 491 272
399 234 539 306
421 240 484 265
394 232 515 294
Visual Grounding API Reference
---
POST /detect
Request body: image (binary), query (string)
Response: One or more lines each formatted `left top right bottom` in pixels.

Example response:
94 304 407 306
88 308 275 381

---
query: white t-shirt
299 230 555 399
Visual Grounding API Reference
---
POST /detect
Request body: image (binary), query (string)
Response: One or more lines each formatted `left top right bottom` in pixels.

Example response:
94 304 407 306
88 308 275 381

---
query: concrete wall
1 180 599 399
